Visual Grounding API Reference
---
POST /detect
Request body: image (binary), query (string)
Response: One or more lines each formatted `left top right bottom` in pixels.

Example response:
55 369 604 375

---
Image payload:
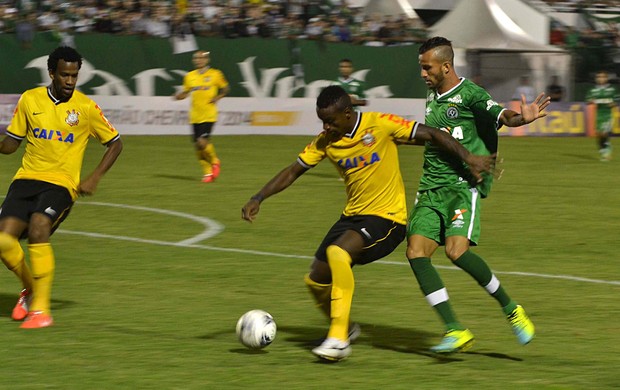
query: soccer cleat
348 322 361 343
20 311 54 329
11 289 32 321
430 329 475 354
507 305 535 345
212 163 221 179
312 337 352 361
202 174 214 183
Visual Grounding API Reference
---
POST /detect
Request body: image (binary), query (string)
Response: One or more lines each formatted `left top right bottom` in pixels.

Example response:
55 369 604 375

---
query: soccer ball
236 310 277 349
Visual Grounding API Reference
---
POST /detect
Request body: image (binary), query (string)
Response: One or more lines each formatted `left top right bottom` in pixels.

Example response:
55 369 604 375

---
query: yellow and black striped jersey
182 67 228 124
6 86 120 200
298 112 418 224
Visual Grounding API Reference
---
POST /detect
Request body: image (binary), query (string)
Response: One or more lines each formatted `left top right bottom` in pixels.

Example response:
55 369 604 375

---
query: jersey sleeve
377 113 417 143
6 94 28 140
89 101 120 145
470 90 504 131
297 133 327 168
215 69 229 89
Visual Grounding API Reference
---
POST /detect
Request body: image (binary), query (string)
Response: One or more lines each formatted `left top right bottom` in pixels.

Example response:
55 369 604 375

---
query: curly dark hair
47 46 82 73
317 85 351 110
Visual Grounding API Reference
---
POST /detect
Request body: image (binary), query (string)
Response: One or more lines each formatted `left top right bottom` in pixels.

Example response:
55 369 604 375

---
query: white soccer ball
236 309 277 349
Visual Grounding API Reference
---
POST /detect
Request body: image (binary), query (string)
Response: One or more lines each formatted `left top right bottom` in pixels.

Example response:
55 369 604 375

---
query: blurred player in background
175 50 229 183
0 46 123 328
407 36 549 353
241 85 494 362
333 59 367 108
586 70 618 161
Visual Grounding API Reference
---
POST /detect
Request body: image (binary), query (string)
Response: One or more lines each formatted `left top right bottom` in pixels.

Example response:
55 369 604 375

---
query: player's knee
445 246 467 262
308 258 331 284
0 231 17 251
27 217 52 243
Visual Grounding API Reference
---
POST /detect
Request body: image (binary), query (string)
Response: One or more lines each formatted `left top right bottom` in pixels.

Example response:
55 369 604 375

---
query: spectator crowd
0 0 429 47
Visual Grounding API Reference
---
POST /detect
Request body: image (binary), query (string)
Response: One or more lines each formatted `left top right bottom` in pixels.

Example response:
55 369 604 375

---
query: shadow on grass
279 322 523 363
153 173 199 182
279 323 464 363
0 292 76 318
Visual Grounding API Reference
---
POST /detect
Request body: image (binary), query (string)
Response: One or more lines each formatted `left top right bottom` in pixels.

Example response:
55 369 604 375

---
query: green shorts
407 184 482 245
596 117 613 134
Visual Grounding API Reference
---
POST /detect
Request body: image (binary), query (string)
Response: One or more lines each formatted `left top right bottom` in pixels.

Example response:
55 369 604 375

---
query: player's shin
304 273 331 319
409 257 462 331
0 232 33 291
454 250 516 314
326 245 354 341
205 143 220 166
28 243 55 314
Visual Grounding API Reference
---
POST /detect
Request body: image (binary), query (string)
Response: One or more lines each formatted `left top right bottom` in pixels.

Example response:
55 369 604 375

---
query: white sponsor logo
448 94 462 104
44 207 57 217
486 99 499 111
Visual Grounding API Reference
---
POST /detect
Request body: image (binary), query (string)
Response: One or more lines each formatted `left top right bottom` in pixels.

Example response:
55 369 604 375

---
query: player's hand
241 199 261 222
77 176 99 196
465 153 496 183
521 93 551 124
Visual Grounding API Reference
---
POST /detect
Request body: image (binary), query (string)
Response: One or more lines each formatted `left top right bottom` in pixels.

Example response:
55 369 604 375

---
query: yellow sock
0 232 33 291
326 245 354 341
195 149 212 175
304 273 332 319
28 243 55 314
205 143 220 165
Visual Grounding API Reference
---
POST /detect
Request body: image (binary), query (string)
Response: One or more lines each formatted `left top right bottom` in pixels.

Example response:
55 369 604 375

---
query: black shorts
192 122 215 142
0 179 73 238
315 215 406 265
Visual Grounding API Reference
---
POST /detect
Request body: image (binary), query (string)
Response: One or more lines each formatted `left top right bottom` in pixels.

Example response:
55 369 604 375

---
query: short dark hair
317 85 351 110
419 36 454 64
339 58 352 65
48 46 82 73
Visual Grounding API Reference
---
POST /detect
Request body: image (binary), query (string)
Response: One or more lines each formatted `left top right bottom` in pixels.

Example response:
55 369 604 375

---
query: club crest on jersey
361 131 376 146
446 105 459 119
65 110 80 127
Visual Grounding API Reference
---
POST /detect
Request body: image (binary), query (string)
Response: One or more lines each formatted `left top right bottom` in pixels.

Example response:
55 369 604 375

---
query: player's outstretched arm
242 161 308 222
78 138 123 196
414 124 495 183
501 93 551 127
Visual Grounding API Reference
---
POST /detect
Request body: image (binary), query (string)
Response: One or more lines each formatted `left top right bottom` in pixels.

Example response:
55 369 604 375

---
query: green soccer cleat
507 305 535 345
430 329 475 354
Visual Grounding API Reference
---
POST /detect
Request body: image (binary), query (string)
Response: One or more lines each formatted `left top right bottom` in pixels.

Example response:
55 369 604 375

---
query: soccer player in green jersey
241 85 493 362
333 59 368 107
0 46 123 328
586 70 618 161
406 37 551 354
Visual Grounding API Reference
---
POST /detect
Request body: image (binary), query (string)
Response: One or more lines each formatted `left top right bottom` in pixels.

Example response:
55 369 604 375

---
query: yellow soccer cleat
430 329 475 354
507 305 535 345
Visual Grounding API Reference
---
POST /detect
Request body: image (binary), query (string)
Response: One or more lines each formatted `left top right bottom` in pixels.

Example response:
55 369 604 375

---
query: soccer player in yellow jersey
0 46 123 329
241 86 494 361
175 50 229 183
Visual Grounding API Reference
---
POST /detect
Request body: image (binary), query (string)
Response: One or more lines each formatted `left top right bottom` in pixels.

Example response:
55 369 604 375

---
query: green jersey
334 77 366 100
586 84 618 124
419 78 504 197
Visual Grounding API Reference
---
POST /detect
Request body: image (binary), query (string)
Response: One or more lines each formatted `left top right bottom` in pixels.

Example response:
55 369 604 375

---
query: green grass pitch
0 134 618 389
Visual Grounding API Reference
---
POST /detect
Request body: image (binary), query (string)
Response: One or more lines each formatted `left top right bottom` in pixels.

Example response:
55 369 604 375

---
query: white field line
57 201 620 287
